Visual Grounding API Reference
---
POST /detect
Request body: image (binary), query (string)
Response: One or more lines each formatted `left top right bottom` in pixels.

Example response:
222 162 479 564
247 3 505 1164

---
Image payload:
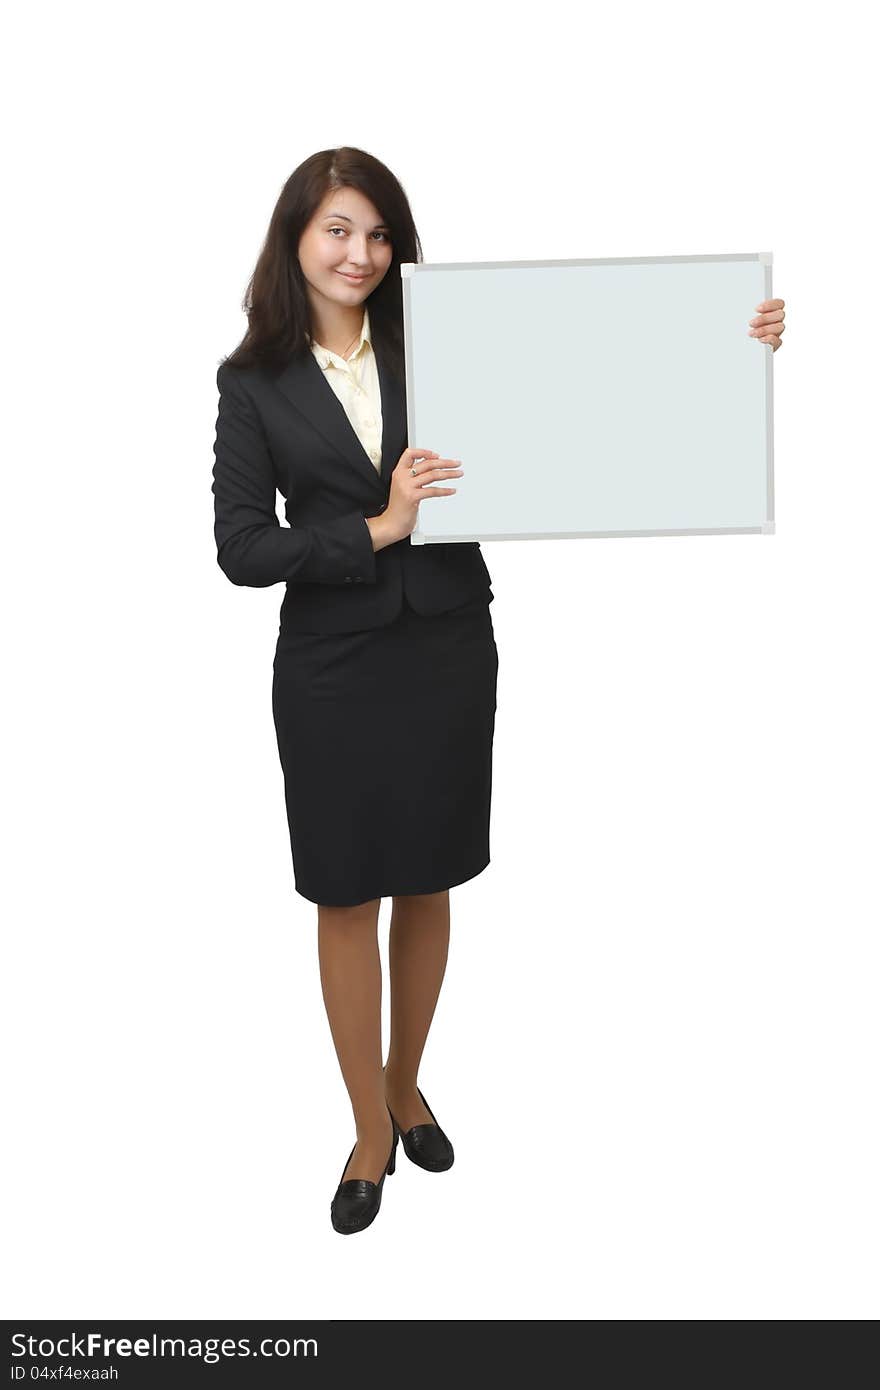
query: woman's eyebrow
322 212 390 229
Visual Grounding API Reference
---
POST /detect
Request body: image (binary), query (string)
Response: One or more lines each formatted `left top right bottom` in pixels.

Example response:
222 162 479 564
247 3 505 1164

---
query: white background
4 0 877 1321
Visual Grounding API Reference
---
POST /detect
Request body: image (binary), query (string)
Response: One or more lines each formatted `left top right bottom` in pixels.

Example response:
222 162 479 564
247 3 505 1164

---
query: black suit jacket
211 336 493 634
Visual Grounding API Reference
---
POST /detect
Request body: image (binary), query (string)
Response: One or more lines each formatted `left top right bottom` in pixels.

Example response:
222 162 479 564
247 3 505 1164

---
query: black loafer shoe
331 1114 399 1235
388 1087 454 1172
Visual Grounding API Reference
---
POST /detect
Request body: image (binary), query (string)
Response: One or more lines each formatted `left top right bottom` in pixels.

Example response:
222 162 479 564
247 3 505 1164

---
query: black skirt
271 594 499 907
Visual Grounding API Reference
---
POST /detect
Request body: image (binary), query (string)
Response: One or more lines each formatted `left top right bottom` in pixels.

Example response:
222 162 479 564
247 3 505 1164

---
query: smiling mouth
338 271 369 281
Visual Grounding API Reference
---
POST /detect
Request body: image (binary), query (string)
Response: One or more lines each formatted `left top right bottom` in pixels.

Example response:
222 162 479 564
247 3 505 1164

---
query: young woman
212 146 787 1236
212 147 498 1235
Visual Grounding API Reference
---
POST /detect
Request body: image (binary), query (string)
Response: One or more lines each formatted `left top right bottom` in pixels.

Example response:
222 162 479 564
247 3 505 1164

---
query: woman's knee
317 897 381 926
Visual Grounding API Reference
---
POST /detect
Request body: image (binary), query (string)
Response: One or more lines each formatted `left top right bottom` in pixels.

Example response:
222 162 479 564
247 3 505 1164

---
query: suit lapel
273 336 406 499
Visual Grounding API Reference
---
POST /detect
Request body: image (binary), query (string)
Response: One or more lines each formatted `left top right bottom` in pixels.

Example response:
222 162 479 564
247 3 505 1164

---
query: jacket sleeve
211 364 378 588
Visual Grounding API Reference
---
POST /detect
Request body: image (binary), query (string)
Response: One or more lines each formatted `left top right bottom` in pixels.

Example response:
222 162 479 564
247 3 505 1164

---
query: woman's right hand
383 447 464 541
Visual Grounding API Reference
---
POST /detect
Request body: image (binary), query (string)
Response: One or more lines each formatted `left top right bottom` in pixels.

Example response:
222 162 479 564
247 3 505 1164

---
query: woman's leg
318 898 393 1185
383 889 451 1130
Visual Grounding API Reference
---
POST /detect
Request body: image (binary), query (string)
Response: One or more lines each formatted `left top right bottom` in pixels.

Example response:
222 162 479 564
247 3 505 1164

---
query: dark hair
220 146 422 386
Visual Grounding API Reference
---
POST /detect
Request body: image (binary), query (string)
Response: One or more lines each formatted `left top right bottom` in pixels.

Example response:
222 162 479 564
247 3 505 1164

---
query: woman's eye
329 227 388 241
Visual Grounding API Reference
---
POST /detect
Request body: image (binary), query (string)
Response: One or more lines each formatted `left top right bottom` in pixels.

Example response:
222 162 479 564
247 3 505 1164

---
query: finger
749 308 785 326
755 300 785 311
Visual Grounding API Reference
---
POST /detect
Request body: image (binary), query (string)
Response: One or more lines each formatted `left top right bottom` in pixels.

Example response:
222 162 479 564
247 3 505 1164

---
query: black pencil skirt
271 593 499 907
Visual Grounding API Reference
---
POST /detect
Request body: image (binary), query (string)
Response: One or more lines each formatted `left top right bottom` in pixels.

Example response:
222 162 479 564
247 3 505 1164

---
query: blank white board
401 252 774 544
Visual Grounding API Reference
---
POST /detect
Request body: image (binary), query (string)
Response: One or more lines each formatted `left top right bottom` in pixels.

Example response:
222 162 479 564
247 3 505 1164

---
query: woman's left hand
748 299 786 351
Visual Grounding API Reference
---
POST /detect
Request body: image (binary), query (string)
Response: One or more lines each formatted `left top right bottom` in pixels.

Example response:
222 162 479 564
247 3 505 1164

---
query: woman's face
298 186 394 309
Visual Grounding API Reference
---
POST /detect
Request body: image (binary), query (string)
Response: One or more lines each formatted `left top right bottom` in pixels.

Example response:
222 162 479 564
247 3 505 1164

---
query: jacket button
344 576 352 583
354 576 363 583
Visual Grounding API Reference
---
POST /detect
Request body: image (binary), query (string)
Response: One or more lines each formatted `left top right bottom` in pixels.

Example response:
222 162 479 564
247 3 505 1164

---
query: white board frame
401 252 775 545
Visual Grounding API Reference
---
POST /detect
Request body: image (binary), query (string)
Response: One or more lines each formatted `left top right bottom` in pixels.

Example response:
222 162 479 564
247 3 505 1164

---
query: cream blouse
309 305 384 474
